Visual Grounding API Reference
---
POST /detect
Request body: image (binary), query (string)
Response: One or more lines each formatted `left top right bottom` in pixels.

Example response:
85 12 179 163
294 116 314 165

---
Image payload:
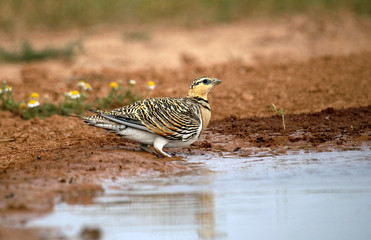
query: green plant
271 103 286 130
0 79 151 120
123 31 152 41
96 80 141 109
0 40 81 63
0 82 18 112
1 0 369 32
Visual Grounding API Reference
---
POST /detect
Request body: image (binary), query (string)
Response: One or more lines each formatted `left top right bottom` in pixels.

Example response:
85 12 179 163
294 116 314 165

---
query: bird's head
187 77 221 100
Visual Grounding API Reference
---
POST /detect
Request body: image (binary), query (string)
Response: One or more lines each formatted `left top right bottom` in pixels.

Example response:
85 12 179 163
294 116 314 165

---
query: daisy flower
83 83 92 91
147 81 155 90
27 99 40 108
30 92 40 99
77 81 86 88
5 86 12 93
68 90 80 99
128 79 136 86
19 102 27 110
110 82 118 89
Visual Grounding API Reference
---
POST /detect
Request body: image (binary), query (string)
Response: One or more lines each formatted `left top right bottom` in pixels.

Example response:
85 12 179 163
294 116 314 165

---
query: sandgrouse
81 77 221 157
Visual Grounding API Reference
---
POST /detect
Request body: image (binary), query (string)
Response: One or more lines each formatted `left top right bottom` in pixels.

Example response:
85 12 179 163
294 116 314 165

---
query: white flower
147 81 155 90
128 79 136 86
83 83 92 91
5 86 12 93
77 81 86 87
68 90 80 99
77 81 92 91
27 99 40 108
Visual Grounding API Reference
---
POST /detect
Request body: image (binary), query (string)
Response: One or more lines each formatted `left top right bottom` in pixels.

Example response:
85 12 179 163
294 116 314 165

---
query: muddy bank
203 106 370 154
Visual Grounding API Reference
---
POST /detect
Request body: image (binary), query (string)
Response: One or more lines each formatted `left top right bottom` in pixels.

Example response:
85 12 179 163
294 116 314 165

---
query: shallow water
27 149 371 240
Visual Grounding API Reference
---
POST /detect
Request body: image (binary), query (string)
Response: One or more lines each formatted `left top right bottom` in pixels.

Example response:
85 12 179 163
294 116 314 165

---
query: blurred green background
0 0 370 32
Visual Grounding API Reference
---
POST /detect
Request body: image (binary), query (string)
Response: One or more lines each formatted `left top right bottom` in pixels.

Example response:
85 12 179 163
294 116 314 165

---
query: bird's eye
202 79 210 84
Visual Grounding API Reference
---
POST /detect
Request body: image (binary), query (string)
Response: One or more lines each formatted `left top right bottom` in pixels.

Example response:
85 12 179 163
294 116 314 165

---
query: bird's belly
118 127 199 148
117 128 156 145
164 136 198 148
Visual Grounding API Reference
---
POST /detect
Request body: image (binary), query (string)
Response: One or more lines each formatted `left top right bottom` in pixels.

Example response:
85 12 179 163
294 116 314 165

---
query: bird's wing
102 97 201 141
137 98 201 141
90 101 150 132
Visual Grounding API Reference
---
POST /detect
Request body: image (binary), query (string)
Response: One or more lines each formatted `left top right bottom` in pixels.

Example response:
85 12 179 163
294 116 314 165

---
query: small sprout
128 79 136 86
28 99 40 108
110 82 118 89
68 90 80 99
271 103 286 130
30 92 40 99
147 81 155 90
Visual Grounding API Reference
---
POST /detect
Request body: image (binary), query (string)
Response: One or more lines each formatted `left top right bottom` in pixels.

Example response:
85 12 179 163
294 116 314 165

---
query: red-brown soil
0 15 370 237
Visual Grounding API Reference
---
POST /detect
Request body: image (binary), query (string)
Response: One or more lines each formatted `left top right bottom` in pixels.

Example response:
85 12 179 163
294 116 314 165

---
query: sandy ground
0 14 370 239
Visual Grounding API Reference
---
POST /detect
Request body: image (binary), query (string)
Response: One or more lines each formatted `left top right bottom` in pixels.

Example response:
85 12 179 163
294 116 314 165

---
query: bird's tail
71 110 126 132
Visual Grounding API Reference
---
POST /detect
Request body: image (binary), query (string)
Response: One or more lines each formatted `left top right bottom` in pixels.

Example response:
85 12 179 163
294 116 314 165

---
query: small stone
58 177 66 183
233 146 241 152
80 227 101 240
5 193 15 199
88 166 97 171
241 92 254 101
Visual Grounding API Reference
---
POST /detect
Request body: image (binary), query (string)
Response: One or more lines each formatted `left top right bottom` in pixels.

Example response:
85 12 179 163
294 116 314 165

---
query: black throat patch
192 97 211 111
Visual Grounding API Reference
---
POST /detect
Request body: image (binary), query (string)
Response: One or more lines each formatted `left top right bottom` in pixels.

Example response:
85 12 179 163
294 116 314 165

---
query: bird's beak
213 78 222 85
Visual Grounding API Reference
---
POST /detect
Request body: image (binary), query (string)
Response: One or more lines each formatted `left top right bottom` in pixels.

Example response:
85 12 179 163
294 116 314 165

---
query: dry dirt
0 14 370 237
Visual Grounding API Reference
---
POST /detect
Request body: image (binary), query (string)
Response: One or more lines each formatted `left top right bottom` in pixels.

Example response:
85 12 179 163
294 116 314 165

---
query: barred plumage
80 77 221 157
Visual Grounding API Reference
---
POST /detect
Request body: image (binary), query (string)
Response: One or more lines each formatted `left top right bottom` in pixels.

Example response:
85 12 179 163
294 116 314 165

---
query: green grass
0 0 369 32
0 40 80 63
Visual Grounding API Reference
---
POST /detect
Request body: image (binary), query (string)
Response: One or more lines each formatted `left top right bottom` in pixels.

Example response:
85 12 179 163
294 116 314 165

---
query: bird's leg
153 136 171 158
154 149 170 158
140 143 164 158
140 143 154 153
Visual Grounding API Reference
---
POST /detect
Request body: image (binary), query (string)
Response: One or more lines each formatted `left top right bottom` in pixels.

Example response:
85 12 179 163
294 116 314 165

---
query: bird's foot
140 143 168 158
154 148 171 158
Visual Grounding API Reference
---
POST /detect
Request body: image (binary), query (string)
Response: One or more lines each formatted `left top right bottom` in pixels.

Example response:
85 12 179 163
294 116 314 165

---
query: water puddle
26 149 371 240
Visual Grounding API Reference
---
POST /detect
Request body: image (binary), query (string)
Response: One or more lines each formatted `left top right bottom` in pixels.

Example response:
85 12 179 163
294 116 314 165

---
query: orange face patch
187 77 216 100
